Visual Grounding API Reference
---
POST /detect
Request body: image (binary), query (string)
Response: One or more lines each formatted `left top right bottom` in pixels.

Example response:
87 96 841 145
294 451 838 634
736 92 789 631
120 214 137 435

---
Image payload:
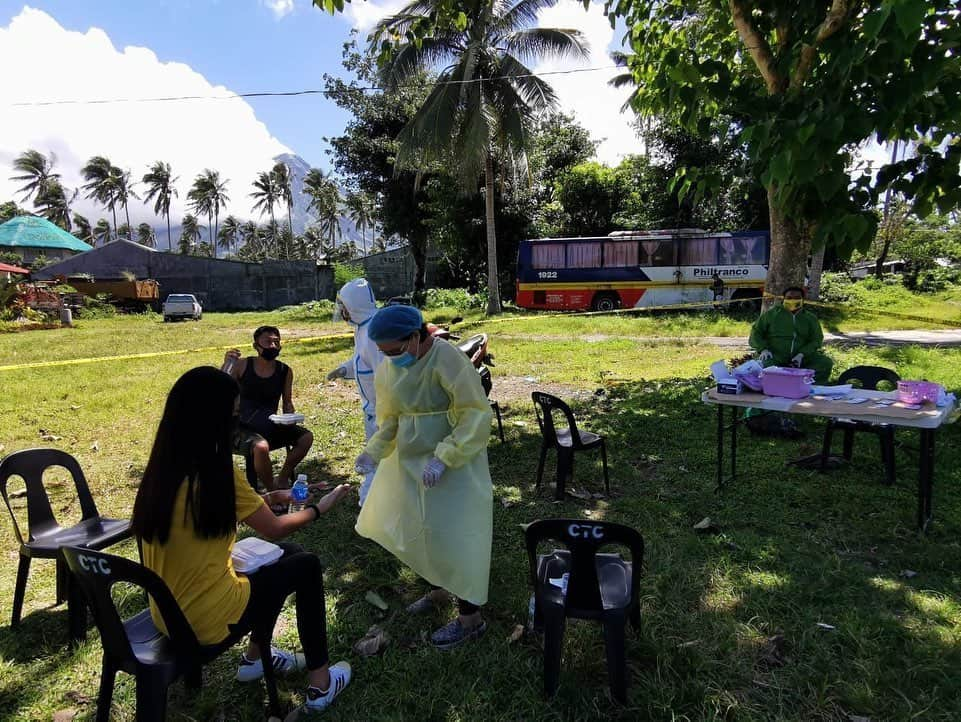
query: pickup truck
162 293 202 322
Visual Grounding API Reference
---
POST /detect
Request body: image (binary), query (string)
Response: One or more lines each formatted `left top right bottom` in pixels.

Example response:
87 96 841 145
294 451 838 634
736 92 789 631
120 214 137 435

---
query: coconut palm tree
94 218 112 247
10 149 60 203
188 169 230 252
142 161 178 251
372 0 588 314
72 214 93 244
272 161 294 235
81 156 120 240
180 214 202 254
303 168 342 253
114 168 139 232
33 179 77 231
218 214 241 256
136 223 156 247
345 191 375 256
250 170 279 226
239 220 260 257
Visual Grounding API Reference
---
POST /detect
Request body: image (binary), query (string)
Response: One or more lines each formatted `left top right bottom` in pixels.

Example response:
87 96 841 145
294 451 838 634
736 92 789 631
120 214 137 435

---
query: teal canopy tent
0 216 93 253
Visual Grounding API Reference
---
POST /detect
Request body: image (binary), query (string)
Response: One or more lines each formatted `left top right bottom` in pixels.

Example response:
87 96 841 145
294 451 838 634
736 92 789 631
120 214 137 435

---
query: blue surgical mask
388 336 419 367
390 351 417 368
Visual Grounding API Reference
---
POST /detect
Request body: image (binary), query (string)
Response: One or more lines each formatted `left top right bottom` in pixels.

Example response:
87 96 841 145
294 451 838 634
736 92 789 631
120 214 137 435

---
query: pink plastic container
761 366 815 398
897 380 942 404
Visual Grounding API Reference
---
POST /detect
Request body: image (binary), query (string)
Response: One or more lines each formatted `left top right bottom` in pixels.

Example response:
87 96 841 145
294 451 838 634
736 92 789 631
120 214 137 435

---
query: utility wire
6 64 619 108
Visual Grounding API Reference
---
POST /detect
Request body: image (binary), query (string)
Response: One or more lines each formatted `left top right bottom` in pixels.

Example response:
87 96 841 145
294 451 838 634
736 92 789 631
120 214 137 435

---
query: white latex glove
422 457 447 488
758 349 773 363
791 353 804 368
354 451 377 475
326 366 348 381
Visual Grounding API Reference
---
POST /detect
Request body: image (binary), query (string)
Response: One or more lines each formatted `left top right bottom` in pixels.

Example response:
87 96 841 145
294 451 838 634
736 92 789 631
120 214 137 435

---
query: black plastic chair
0 448 132 642
523 518 644 703
820 366 900 484
62 546 281 721
532 392 609 500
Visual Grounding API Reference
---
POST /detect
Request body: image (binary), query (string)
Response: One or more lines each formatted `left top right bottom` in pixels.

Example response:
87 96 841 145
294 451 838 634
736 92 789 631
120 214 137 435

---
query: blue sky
0 1 641 222
0 0 356 167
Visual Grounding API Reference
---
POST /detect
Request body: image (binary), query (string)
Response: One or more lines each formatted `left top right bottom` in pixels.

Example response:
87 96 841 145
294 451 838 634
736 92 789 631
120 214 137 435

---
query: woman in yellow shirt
132 366 353 714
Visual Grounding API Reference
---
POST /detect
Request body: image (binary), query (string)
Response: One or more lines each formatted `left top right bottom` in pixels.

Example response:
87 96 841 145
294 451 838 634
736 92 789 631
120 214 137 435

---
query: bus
515 228 770 311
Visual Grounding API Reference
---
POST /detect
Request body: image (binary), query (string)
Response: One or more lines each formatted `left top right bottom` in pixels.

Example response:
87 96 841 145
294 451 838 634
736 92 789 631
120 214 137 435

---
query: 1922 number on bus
537 271 558 279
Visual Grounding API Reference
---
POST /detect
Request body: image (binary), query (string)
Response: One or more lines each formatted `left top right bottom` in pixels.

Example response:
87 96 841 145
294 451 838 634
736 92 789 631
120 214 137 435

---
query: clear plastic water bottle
289 474 309 514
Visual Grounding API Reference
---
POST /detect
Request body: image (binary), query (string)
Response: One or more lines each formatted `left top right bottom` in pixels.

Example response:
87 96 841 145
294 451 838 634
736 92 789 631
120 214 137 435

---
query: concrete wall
359 245 443 300
34 240 334 310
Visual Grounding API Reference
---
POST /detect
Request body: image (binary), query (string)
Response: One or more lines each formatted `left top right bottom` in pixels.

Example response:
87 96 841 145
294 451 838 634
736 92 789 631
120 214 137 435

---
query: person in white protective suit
326 278 384 507
354 304 493 650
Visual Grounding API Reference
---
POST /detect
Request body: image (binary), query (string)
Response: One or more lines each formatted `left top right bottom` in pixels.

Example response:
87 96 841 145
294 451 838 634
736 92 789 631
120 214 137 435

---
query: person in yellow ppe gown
354 305 493 650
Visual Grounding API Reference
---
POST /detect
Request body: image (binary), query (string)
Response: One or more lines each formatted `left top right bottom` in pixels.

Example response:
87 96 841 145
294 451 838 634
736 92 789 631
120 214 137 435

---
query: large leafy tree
114 168 139 233
608 0 961 301
72 214 93 244
10 149 60 204
142 161 178 251
324 40 435 302
372 0 588 314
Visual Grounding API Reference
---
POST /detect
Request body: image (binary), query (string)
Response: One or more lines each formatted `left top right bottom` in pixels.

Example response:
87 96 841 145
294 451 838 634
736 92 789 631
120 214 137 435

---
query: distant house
33 239 333 311
849 259 906 280
0 215 93 264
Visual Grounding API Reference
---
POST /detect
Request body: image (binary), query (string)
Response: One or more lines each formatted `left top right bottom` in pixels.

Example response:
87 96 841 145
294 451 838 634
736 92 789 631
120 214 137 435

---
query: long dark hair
132 366 239 543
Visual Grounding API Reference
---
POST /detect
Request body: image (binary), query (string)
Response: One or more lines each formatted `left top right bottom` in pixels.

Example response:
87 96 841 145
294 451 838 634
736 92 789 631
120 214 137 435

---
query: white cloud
263 0 295 20
533 1 643 165
341 0 407 33
0 7 290 229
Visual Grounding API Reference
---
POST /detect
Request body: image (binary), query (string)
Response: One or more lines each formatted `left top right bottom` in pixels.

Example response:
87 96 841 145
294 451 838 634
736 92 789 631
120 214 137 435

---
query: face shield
333 300 350 323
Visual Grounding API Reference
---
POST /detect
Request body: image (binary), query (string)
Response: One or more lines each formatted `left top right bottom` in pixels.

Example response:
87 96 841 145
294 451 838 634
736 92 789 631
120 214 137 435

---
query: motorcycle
427 323 495 397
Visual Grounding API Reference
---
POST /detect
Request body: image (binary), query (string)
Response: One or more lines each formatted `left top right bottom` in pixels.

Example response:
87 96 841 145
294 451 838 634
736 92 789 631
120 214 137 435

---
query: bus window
567 242 602 268
603 241 638 267
736 235 766 264
640 240 675 266
679 237 718 265
532 243 565 269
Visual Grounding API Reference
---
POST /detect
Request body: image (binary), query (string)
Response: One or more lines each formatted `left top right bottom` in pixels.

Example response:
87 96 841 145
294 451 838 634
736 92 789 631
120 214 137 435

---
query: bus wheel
591 293 621 312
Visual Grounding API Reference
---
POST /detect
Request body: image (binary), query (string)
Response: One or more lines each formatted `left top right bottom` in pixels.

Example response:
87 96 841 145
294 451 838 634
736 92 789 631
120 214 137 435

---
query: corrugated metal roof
0 215 93 252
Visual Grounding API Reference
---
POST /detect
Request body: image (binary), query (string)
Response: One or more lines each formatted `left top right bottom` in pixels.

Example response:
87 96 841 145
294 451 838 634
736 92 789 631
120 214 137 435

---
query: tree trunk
166 214 172 252
808 243 825 300
875 140 900 278
110 207 118 241
764 184 810 311
484 150 502 315
410 236 428 306
124 203 131 236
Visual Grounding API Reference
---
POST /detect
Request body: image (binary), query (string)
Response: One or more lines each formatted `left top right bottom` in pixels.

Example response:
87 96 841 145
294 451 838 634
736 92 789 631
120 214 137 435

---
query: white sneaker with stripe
235 647 306 682
304 661 352 712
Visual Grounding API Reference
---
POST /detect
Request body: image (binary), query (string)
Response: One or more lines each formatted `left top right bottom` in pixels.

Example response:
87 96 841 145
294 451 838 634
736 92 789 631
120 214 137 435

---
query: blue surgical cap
367 305 424 343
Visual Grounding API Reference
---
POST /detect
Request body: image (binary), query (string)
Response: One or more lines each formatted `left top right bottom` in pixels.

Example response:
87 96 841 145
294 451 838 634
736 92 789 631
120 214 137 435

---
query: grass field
1 306 961 721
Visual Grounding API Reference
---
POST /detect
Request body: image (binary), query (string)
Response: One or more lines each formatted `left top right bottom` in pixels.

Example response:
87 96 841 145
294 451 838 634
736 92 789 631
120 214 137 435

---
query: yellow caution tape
0 332 353 373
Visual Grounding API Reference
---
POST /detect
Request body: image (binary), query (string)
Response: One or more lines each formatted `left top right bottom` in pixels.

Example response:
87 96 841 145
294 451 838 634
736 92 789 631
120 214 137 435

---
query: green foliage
894 214 961 291
29 254 49 270
333 261 365 288
73 293 117 319
0 251 24 266
424 287 487 311
607 0 961 260
554 161 631 236
0 201 26 224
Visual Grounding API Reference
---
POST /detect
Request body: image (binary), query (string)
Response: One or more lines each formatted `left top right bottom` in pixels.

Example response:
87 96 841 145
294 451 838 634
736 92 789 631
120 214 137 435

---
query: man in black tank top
222 325 313 491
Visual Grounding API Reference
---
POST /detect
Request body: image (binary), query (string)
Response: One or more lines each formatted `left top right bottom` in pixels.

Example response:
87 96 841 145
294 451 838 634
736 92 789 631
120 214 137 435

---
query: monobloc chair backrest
0 449 101 545
837 365 900 391
524 518 644 614
532 392 586 448
61 546 201 669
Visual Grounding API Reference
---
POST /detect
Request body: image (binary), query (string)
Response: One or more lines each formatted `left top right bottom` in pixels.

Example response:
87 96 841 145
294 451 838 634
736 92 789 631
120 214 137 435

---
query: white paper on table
760 397 797 412
811 384 853 397
711 360 734 383
232 537 284 574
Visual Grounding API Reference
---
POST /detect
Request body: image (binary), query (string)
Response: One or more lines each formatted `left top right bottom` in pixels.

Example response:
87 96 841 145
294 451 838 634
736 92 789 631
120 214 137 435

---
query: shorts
232 423 310 456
